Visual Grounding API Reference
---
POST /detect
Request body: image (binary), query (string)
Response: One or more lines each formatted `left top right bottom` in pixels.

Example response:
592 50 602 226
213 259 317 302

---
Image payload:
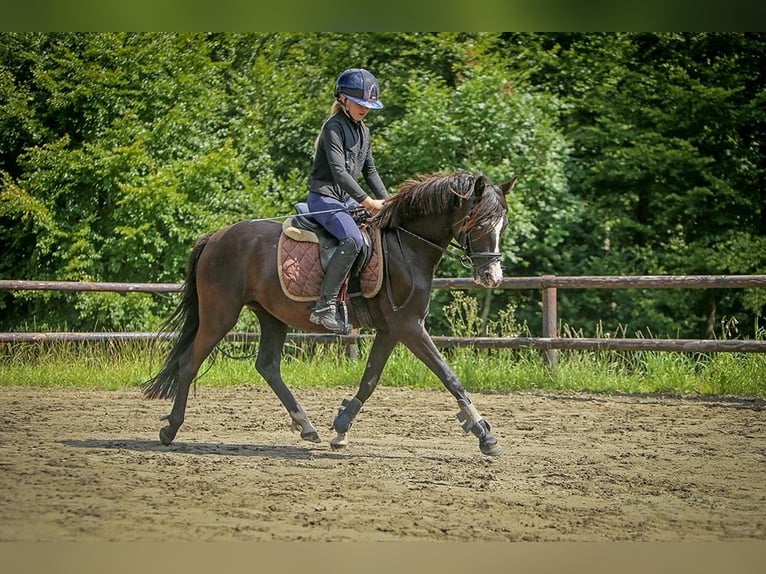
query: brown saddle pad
277 225 383 302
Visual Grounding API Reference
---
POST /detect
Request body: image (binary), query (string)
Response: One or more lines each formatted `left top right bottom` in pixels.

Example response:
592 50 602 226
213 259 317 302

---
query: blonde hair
330 101 344 116
314 100 345 152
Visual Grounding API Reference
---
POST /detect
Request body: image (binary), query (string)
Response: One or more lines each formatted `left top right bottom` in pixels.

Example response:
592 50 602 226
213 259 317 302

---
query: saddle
277 203 383 304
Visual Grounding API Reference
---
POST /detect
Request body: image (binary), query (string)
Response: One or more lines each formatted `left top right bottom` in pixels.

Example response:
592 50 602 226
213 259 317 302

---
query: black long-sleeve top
308 110 388 203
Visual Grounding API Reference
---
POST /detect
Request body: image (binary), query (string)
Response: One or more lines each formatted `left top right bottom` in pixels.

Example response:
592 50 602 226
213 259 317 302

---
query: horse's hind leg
160 289 242 445
253 308 320 443
331 330 398 450
159 333 221 445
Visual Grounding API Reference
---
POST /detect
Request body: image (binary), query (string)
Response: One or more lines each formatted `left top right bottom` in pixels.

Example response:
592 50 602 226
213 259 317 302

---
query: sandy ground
0 384 764 541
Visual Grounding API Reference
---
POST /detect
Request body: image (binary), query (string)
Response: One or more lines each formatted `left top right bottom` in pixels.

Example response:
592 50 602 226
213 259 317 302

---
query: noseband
457 230 503 275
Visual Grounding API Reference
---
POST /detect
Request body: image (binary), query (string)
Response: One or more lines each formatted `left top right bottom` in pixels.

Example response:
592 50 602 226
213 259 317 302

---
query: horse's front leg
330 330 398 450
401 324 501 456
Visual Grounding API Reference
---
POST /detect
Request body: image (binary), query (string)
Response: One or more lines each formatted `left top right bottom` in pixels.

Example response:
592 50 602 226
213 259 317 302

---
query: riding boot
310 237 360 333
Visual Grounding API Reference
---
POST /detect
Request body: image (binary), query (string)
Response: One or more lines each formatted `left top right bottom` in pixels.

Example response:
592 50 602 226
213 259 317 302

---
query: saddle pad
277 226 383 302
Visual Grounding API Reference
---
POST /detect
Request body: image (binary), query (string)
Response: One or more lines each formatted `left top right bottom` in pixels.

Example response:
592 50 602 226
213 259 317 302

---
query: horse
143 171 515 456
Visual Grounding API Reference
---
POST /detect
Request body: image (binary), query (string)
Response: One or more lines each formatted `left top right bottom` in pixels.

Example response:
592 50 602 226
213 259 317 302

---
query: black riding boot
309 237 360 334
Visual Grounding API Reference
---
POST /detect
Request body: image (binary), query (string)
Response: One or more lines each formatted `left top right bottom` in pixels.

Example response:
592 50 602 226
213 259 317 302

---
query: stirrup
309 305 350 334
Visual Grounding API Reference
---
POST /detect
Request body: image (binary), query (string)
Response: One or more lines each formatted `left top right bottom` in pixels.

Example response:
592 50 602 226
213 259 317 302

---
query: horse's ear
500 176 517 196
473 175 487 195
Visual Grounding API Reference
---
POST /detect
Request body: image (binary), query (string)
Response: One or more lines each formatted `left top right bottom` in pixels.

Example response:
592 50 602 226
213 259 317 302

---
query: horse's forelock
457 178 508 237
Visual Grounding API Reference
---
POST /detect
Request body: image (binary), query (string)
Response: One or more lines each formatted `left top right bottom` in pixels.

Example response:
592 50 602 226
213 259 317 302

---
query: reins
396 226 473 269
247 207 344 223
383 226 470 312
249 202 502 314
397 225 503 272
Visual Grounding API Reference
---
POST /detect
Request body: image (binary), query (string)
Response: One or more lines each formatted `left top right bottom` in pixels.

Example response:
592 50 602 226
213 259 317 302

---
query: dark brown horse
143 171 515 456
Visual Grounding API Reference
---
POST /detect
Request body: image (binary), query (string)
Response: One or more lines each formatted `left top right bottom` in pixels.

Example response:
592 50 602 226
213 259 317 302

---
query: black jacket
308 110 388 204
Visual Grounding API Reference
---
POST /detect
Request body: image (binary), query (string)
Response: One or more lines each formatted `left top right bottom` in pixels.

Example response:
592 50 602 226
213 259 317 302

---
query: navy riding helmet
335 68 384 110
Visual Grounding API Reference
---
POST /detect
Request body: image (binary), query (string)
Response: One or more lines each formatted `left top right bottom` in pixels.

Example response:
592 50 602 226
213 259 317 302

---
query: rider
306 68 388 333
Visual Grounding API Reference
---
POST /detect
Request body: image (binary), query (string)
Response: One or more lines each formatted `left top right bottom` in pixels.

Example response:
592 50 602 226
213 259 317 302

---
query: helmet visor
344 94 384 109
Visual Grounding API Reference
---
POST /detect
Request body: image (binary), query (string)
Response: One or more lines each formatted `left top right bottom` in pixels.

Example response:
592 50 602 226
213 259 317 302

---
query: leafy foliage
1 33 763 339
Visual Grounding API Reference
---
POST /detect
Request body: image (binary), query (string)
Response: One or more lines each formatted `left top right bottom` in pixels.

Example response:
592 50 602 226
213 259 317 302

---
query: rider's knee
339 235 363 254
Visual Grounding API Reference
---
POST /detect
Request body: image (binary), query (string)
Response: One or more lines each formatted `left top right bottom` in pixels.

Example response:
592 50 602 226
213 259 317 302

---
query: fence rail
5 274 765 293
2 276 765 362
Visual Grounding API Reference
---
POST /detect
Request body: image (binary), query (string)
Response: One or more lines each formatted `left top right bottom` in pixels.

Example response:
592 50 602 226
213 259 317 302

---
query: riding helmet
334 68 384 109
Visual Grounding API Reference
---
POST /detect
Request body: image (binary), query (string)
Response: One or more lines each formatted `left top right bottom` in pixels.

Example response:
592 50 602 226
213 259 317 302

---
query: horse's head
453 175 516 288
376 171 516 288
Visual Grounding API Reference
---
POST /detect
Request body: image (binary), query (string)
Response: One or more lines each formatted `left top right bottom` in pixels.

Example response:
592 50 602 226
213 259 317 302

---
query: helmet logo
368 84 378 102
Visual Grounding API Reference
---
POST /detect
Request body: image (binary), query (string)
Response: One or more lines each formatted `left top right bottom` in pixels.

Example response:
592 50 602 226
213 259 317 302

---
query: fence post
346 329 359 360
541 275 559 370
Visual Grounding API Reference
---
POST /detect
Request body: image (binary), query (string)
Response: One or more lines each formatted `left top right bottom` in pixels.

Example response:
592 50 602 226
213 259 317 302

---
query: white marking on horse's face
474 218 504 288
486 218 504 286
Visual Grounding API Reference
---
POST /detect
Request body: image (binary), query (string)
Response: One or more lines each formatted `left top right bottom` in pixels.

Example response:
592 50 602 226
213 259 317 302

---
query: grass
1 337 764 397
1 292 763 397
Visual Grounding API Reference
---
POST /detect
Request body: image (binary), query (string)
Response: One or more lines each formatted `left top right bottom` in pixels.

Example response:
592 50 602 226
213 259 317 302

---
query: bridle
398 188 504 270
396 225 502 273
383 210 504 312
383 190 503 311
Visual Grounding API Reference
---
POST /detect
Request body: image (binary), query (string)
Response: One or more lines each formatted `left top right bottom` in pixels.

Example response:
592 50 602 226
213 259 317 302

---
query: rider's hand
363 197 385 215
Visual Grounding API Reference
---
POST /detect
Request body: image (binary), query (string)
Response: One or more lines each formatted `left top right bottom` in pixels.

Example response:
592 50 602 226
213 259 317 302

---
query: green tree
0 33 271 329
506 33 765 337
1 32 763 340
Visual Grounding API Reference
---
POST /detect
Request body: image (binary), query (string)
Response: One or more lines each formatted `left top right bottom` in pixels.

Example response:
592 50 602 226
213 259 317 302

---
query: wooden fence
1 276 765 367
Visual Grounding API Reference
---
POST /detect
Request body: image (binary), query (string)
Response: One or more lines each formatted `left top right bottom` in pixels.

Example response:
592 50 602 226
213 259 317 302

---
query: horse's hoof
291 419 321 443
159 426 175 446
301 430 321 443
480 439 502 457
330 433 348 451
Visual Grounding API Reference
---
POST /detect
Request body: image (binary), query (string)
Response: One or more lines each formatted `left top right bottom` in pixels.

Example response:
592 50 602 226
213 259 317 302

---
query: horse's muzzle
474 261 503 288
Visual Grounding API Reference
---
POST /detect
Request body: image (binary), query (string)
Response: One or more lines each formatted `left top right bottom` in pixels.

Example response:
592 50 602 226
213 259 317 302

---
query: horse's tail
143 234 211 400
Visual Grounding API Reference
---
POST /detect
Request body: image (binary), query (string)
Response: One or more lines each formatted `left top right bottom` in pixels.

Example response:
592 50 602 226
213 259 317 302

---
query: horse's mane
375 171 505 236
375 171 475 229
